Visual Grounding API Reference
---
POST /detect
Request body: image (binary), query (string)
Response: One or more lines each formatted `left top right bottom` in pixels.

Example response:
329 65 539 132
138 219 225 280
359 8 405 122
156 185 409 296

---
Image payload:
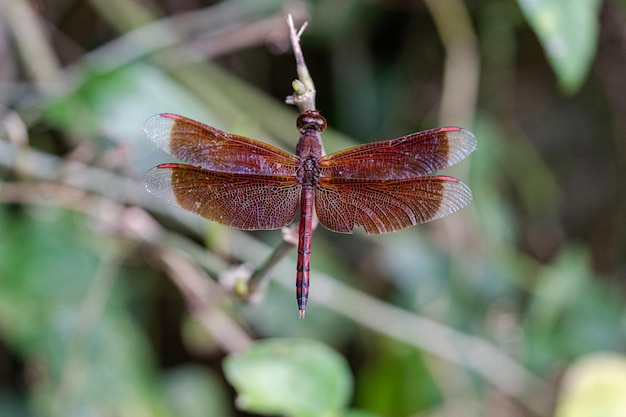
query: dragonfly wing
318 127 476 179
145 164 301 230
315 176 471 234
143 113 299 176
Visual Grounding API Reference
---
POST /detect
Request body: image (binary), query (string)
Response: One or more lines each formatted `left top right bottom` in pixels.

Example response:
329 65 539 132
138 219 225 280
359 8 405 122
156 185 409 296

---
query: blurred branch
0 0 61 94
6 0 307 115
0 106 29 146
88 0 155 31
190 8 306 58
154 249 253 352
423 0 480 126
80 0 307 74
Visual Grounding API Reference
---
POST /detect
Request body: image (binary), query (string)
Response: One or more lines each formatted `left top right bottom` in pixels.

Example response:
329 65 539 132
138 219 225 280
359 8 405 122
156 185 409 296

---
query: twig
246 232 297 300
156 249 253 352
285 14 317 112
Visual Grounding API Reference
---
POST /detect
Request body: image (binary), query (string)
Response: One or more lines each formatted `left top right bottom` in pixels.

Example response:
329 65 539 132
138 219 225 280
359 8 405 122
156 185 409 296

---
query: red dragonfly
143 110 476 318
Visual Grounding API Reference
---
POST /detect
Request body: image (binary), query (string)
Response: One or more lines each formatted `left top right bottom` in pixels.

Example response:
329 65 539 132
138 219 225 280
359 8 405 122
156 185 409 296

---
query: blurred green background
0 0 625 416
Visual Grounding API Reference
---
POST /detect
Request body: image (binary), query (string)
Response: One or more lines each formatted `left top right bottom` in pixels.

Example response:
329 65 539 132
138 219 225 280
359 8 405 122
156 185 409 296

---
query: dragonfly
143 110 476 318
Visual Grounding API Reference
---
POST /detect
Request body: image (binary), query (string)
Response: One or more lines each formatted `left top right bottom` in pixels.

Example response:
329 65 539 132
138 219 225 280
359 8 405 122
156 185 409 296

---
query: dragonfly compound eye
297 110 327 133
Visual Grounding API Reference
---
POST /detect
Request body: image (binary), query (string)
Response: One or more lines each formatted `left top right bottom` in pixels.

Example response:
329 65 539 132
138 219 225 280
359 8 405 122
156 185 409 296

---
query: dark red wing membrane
315 175 472 234
318 127 476 180
144 163 301 230
143 114 299 176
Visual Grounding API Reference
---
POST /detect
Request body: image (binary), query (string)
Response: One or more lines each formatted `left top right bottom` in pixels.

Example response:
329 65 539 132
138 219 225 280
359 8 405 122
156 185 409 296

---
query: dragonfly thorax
297 156 320 186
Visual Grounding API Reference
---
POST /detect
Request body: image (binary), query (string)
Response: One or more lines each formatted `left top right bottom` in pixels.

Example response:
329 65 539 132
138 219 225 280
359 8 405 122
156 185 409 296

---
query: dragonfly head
297 110 327 134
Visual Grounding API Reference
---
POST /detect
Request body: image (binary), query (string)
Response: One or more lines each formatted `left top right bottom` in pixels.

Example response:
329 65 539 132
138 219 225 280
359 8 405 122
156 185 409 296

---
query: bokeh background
0 0 625 416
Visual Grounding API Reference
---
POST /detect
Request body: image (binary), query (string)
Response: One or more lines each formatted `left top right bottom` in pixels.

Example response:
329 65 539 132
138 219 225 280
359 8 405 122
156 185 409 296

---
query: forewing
318 127 476 179
315 176 472 234
145 164 300 230
143 113 299 175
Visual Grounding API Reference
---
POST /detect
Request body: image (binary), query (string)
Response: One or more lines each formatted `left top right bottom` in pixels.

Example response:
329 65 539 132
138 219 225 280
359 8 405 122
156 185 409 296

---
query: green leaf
223 339 352 417
517 0 601 93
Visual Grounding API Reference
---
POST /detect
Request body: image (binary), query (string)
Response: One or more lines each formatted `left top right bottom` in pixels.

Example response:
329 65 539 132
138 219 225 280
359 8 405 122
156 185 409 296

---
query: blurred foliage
223 339 353 417
517 0 602 93
0 1 625 417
